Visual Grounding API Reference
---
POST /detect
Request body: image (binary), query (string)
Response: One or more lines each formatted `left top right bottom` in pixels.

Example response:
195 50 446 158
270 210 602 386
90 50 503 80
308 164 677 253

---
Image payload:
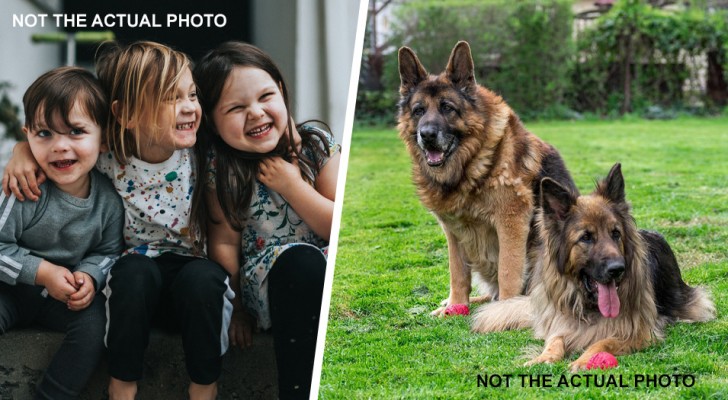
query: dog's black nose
418 125 439 144
606 260 625 279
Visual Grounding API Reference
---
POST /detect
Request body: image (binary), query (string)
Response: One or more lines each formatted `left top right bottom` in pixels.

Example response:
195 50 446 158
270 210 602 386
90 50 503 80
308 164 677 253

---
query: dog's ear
399 46 428 95
541 178 577 275
599 163 625 204
540 177 576 222
445 41 476 91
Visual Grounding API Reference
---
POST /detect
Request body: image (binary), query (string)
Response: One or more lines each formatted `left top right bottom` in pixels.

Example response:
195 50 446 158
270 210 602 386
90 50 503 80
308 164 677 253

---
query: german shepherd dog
397 41 576 315
472 163 716 371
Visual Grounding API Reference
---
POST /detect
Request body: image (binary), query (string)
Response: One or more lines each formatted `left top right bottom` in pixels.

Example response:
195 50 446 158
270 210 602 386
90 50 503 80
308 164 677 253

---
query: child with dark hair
192 41 340 399
0 66 124 400
3 42 233 400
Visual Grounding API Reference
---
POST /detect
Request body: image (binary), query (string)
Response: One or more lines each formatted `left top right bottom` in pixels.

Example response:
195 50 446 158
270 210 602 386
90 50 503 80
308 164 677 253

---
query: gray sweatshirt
0 169 124 290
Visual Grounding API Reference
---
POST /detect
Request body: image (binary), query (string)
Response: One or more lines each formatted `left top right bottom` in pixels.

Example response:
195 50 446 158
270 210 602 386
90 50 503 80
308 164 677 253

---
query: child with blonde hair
4 41 232 400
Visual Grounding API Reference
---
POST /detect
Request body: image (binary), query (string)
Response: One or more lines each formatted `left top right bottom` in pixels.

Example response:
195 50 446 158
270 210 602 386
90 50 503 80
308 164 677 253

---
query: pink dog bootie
444 304 470 316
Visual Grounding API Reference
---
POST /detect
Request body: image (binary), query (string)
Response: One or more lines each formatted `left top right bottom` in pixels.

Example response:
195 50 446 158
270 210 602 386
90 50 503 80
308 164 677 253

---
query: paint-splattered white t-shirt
96 149 196 257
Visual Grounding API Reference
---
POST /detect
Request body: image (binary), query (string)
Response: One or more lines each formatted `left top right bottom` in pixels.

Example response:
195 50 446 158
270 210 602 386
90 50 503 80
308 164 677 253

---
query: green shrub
357 0 728 124
354 89 400 127
0 82 23 141
571 0 728 115
363 0 575 124
487 0 574 118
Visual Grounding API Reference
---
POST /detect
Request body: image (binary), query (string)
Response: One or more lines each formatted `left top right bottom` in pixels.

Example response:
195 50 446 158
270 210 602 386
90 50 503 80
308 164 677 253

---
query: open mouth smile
423 142 454 167
582 272 621 319
247 123 272 138
425 149 446 166
50 160 77 169
176 122 195 130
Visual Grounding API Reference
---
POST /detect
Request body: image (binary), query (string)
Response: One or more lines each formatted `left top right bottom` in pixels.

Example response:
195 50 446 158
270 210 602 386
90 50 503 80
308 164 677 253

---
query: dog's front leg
495 214 529 300
570 338 628 372
431 227 471 316
525 336 565 366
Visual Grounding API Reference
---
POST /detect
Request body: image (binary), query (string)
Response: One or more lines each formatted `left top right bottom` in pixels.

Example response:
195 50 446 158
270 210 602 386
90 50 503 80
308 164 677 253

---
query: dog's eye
440 103 456 114
412 107 425 117
579 231 594 244
611 229 621 241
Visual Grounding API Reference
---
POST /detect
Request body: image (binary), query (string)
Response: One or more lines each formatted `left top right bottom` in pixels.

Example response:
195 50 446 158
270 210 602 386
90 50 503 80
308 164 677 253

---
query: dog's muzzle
417 125 452 167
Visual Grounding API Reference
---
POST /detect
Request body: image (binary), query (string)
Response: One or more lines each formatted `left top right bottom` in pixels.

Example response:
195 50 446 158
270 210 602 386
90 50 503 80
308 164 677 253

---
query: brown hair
23 66 108 134
191 41 331 251
95 41 191 163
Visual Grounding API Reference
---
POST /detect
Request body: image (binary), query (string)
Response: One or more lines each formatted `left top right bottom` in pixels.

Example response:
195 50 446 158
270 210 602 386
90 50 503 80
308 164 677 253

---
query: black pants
105 253 232 384
0 282 107 400
268 245 326 399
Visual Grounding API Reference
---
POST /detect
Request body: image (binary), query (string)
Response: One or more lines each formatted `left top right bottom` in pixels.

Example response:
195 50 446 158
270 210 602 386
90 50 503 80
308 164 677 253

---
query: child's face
139 67 201 162
24 101 105 197
212 66 288 154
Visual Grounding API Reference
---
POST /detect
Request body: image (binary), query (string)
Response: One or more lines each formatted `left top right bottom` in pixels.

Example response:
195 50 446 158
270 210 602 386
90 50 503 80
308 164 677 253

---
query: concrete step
0 329 277 399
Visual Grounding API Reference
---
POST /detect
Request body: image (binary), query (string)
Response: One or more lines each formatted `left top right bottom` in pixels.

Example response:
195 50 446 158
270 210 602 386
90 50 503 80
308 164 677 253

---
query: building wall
1 0 62 122
1 1 361 144
252 0 362 143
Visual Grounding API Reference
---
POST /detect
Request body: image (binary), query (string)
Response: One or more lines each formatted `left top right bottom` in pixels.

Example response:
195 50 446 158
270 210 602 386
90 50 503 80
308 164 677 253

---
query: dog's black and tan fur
397 41 575 315
472 163 716 371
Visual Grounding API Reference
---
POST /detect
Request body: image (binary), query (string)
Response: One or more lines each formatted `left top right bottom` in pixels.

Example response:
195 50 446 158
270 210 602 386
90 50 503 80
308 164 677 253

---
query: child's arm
206 190 254 348
1 141 46 201
0 194 55 288
258 151 340 241
0 247 76 301
71 212 124 291
67 209 125 310
0 188 76 301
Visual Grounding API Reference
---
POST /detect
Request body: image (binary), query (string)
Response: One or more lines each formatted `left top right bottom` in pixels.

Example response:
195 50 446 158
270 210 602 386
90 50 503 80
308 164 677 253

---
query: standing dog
397 41 575 315
472 163 716 370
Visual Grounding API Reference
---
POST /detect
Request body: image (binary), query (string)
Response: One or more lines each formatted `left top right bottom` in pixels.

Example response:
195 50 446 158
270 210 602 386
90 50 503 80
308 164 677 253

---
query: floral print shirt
207 127 339 328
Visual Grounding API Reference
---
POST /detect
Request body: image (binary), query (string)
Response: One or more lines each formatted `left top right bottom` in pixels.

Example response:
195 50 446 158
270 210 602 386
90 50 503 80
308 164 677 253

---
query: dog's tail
471 295 531 333
677 286 717 323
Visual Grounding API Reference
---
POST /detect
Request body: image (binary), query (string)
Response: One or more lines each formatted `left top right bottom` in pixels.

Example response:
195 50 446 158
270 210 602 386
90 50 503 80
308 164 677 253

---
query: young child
0 66 124 399
192 41 340 399
3 42 233 400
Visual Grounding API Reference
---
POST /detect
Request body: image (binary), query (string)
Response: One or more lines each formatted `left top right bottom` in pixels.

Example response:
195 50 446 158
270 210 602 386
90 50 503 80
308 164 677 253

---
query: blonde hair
95 41 191 163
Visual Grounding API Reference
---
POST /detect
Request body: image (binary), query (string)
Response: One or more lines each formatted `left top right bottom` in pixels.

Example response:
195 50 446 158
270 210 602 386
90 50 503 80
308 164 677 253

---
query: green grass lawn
320 116 728 399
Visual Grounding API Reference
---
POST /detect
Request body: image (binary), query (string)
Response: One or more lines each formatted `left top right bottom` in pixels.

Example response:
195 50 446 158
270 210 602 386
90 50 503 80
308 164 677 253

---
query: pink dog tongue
597 281 620 318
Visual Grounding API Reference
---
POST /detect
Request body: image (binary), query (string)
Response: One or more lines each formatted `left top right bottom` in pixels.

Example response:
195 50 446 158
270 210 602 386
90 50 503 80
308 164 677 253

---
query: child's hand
257 156 303 197
68 272 96 311
36 261 78 303
2 141 46 201
229 307 255 349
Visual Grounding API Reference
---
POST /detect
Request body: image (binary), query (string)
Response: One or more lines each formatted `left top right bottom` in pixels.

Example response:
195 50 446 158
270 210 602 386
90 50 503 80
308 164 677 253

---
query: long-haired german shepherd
397 41 576 315
472 163 716 371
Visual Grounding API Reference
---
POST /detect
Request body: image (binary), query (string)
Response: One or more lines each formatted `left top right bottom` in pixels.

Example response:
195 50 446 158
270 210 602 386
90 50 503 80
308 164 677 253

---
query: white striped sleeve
0 193 42 285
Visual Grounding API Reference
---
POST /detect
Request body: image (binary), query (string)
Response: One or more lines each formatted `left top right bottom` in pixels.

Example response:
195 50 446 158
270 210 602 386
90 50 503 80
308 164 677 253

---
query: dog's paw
524 354 560 366
469 295 492 304
568 358 589 372
431 306 447 317
443 295 491 306
432 304 470 317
